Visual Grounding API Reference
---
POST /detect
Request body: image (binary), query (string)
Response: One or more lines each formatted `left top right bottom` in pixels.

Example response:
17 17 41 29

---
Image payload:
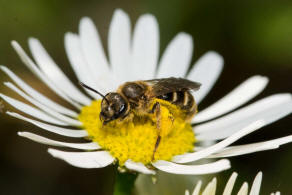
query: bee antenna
79 82 109 104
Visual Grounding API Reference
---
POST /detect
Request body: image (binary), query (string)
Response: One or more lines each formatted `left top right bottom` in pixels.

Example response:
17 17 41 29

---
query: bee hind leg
150 102 161 160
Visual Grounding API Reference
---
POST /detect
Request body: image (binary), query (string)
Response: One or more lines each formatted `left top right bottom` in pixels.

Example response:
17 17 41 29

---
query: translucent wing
145 77 201 97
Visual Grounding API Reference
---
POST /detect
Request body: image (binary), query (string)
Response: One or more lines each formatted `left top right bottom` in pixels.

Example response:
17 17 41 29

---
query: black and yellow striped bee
80 77 201 159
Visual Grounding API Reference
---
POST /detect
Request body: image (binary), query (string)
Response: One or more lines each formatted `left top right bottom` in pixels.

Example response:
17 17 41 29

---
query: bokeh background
0 0 291 194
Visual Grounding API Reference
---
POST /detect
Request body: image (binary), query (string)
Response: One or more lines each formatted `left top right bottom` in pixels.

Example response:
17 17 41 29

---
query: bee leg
150 102 161 128
152 135 161 160
151 102 161 160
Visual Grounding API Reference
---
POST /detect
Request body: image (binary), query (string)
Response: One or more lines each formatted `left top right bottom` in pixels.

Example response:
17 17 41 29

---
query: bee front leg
150 102 161 160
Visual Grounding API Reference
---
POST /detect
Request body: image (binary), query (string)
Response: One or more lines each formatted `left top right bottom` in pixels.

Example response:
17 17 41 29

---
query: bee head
100 93 128 124
79 82 128 125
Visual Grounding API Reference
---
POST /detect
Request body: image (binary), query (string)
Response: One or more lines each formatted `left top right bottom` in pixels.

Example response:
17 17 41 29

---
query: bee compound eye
119 104 126 113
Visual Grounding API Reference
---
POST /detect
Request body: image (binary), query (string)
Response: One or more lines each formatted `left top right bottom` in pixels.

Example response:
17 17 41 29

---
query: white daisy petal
124 160 156 175
0 65 78 117
187 51 223 104
196 94 292 141
249 172 262 195
4 82 81 126
193 76 269 123
11 41 82 109
223 172 238 195
108 9 131 83
192 180 202 195
152 159 230 175
185 190 190 195
156 33 193 78
238 182 249 195
64 32 106 97
173 121 265 163
0 93 67 126
189 172 277 195
48 149 114 168
18 131 100 150
202 178 217 195
79 17 116 91
7 112 88 138
131 14 159 80
208 135 292 158
28 38 92 105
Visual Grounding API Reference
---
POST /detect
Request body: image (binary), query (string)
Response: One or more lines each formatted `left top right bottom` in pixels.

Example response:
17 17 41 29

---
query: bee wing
145 77 201 97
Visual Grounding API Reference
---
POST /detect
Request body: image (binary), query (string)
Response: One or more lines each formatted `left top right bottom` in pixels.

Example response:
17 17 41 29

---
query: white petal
79 17 116 91
187 51 223 104
64 32 106 98
108 9 131 83
0 66 78 117
11 41 81 109
208 135 292 158
124 160 156 174
7 112 88 138
249 172 262 195
48 148 114 168
185 190 190 195
202 178 217 195
5 82 81 126
223 172 238 195
152 159 230 175
131 14 159 80
156 33 193 78
173 120 265 163
28 38 92 105
237 182 248 195
193 76 268 123
0 93 67 126
192 180 202 195
196 94 292 141
18 131 100 150
272 192 281 195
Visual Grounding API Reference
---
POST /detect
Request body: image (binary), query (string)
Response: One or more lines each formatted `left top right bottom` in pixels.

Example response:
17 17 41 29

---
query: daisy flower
185 172 280 195
1 9 292 178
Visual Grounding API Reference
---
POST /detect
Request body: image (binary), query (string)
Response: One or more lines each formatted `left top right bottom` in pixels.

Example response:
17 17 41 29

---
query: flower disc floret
79 99 196 165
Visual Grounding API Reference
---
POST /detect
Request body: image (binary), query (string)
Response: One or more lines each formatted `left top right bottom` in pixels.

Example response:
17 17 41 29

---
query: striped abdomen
157 90 197 118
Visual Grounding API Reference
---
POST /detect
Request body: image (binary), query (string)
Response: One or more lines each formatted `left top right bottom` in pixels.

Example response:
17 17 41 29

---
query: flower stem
113 171 138 195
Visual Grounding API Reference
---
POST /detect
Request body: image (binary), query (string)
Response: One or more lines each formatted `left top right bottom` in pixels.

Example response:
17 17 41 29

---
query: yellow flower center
78 99 195 165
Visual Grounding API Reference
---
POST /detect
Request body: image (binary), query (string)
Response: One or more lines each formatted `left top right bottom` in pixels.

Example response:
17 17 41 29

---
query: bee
80 77 201 159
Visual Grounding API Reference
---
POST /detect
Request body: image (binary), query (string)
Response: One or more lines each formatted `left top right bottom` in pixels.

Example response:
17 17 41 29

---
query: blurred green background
0 0 291 194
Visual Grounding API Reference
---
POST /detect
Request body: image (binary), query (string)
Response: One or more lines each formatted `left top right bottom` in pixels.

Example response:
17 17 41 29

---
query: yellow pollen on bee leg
78 99 195 165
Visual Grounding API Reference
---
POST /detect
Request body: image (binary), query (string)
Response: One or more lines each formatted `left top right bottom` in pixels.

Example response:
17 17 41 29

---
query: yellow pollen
78 99 195 165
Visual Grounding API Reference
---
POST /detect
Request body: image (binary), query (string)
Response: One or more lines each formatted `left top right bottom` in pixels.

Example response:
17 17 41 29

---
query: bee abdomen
157 91 196 114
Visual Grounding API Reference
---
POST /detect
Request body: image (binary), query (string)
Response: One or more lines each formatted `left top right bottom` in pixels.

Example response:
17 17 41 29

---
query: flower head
1 9 292 175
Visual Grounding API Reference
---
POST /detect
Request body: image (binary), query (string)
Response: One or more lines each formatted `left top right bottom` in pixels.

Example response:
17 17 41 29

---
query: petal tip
11 40 20 49
28 37 37 43
0 65 6 70
138 13 157 23
79 17 93 30
114 8 127 16
48 148 58 157
177 32 193 42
